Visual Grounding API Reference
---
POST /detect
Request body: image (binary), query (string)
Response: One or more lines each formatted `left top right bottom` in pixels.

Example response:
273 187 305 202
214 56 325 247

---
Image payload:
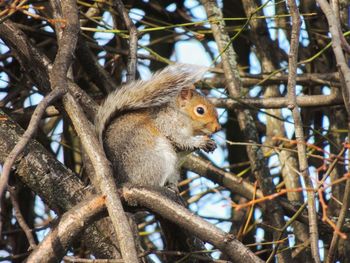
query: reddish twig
0 0 27 24
273 136 346 163
233 173 350 210
318 188 346 240
233 187 311 211
326 174 350 262
233 172 350 239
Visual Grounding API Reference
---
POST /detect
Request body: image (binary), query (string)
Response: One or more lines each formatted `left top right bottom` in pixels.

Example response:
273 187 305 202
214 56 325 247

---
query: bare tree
0 0 350 262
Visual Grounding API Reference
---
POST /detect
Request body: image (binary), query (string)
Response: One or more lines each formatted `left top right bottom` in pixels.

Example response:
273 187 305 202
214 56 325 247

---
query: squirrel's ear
180 85 195 100
179 88 194 101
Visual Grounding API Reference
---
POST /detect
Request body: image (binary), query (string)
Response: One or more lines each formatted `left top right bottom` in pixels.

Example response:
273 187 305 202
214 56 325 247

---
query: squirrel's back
104 109 177 186
95 64 208 145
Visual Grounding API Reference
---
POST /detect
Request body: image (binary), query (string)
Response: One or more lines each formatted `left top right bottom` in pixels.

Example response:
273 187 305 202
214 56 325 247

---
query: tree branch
27 196 106 263
211 90 342 109
122 186 264 263
201 1 290 261
62 92 139 262
0 109 119 258
286 0 321 261
326 176 350 262
316 0 350 114
1 9 139 261
0 88 65 202
113 0 138 81
8 186 37 250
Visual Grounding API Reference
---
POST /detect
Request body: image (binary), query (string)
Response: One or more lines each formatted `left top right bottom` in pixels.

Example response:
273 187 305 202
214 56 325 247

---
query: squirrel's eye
196 106 205 115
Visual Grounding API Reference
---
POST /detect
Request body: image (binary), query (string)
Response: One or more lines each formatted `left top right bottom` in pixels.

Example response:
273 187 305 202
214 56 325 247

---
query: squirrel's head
177 87 221 136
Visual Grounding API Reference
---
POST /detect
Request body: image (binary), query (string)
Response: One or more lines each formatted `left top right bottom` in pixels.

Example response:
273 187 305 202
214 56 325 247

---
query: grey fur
95 64 219 187
95 64 208 146
104 110 178 186
103 102 213 187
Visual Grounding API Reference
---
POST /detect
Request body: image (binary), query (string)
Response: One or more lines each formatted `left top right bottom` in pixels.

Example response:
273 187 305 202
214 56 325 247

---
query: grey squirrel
95 64 221 187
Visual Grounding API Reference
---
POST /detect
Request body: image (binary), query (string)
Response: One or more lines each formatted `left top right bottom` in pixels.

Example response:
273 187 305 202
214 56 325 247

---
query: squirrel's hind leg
117 135 178 187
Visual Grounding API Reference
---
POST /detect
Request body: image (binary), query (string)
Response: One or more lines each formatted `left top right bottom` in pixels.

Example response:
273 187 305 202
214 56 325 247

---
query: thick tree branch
122 186 264 263
0 12 138 261
0 109 119 258
62 92 139 262
0 20 51 90
184 155 261 200
48 0 80 84
0 88 65 201
27 196 106 263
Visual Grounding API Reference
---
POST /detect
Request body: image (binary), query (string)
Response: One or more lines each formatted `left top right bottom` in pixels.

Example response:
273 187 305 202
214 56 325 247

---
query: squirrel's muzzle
206 121 221 134
214 123 222 133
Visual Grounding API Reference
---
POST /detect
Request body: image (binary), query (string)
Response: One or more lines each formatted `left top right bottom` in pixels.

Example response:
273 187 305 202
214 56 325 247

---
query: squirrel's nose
205 122 221 134
214 122 221 133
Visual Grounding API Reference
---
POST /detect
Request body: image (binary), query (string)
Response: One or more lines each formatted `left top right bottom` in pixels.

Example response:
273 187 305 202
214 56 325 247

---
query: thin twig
113 0 138 81
325 77 350 263
0 0 28 25
0 88 66 201
8 186 37 250
286 0 321 261
200 3 290 261
316 0 350 114
326 171 350 262
330 0 350 53
266 202 307 263
315 1 350 261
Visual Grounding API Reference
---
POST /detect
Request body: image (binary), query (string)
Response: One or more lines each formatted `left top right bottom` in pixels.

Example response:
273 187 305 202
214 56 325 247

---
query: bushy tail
95 63 208 144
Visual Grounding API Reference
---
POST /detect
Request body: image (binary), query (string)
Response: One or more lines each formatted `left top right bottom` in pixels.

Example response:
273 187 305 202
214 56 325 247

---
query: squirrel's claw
202 138 217 153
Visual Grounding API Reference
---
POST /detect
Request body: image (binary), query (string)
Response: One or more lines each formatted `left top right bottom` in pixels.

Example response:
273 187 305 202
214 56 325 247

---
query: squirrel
95 64 221 188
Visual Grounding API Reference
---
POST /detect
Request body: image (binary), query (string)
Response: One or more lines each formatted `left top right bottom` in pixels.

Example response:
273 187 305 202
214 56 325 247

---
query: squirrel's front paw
203 138 217 152
199 136 217 153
